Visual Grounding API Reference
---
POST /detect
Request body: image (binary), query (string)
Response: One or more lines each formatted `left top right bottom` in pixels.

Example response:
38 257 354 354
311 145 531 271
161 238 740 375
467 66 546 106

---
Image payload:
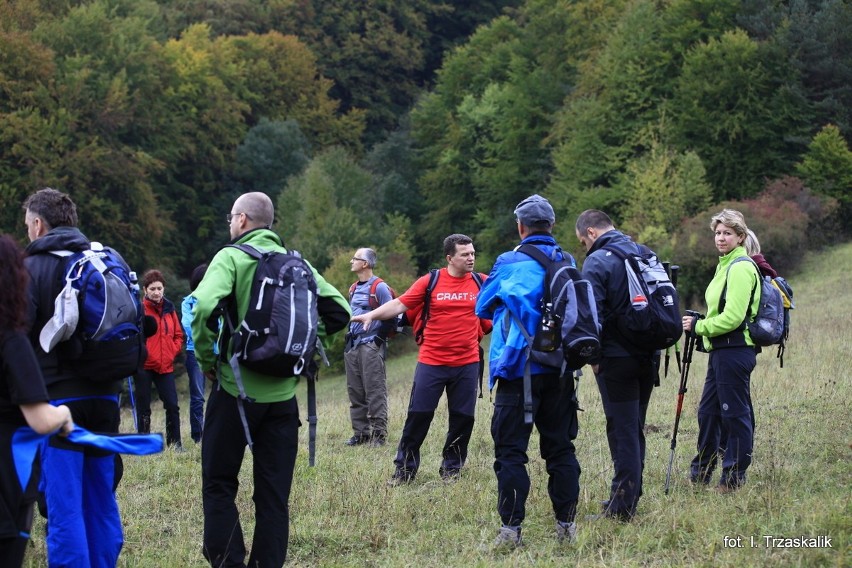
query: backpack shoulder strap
471 272 484 289
517 243 551 267
422 269 440 319
601 240 644 262
225 243 264 260
414 269 440 345
720 255 760 320
348 282 357 300
368 277 384 309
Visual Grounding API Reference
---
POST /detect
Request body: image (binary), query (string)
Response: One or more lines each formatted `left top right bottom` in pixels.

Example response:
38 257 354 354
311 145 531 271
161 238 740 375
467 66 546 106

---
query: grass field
25 243 851 567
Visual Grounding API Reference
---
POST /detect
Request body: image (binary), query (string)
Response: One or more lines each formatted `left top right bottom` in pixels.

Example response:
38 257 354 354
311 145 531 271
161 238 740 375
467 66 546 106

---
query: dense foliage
1 0 850 303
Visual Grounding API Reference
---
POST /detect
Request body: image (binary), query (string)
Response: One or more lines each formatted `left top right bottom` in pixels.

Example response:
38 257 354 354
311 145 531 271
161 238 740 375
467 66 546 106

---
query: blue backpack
41 242 144 381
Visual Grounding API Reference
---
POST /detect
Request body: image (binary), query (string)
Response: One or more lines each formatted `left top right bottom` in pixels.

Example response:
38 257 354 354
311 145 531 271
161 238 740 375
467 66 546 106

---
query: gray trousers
344 341 388 437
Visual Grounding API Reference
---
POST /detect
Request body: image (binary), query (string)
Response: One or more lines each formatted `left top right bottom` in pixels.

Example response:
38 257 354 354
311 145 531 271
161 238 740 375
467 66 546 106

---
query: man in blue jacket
475 194 581 549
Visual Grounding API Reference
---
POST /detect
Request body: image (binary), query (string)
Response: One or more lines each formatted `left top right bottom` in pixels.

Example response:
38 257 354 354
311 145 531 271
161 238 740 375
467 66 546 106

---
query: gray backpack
722 256 785 347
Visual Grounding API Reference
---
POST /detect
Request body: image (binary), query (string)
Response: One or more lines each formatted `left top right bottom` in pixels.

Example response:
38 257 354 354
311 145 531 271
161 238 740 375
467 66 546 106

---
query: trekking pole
307 340 329 467
307 373 317 467
664 309 701 495
664 265 681 378
127 376 138 432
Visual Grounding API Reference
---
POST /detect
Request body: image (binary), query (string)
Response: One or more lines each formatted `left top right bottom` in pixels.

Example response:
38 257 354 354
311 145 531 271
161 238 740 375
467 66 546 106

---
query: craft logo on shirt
436 292 477 301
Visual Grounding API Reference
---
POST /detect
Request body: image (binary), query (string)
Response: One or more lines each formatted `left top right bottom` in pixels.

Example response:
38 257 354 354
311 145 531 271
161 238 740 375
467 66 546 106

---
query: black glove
686 311 705 339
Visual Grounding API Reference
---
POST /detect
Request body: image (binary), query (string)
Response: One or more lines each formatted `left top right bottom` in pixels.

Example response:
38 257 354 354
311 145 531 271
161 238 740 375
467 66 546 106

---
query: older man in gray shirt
344 247 394 447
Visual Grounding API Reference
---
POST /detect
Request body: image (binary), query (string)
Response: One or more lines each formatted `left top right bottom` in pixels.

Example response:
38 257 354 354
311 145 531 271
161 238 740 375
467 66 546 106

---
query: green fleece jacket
191 228 350 403
694 246 761 351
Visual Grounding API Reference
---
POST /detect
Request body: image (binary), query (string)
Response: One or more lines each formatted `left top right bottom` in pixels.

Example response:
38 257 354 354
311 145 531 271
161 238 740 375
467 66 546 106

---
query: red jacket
143 296 184 374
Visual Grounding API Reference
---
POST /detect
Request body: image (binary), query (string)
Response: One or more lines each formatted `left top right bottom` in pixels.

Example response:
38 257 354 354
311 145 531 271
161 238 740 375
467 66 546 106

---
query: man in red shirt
352 234 491 485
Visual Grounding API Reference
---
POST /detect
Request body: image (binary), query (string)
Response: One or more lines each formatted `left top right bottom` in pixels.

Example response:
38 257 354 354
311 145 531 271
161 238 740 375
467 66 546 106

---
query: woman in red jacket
136 269 185 449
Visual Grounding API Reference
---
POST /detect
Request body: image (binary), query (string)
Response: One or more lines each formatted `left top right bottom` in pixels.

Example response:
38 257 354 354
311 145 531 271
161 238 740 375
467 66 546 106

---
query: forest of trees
2 0 851 305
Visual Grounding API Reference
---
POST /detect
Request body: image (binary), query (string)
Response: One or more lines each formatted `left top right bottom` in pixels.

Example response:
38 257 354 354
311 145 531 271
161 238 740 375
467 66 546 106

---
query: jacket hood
587 229 630 256
232 228 284 250
25 226 89 255
144 295 176 315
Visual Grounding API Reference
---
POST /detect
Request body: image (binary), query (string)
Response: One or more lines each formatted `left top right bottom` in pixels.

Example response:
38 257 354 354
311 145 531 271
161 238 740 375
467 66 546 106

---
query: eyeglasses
351 257 367 262
226 212 253 222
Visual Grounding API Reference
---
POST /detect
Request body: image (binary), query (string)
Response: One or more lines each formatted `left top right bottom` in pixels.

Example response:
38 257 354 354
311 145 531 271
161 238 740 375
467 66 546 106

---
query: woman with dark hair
135 269 184 449
683 209 760 493
0 235 73 566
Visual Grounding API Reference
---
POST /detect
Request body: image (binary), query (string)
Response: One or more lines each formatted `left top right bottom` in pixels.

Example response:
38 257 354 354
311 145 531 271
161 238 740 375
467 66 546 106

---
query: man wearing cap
475 194 582 549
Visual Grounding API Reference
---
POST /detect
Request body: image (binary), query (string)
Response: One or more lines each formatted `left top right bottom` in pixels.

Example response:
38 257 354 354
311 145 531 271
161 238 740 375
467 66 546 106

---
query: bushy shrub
756 176 839 251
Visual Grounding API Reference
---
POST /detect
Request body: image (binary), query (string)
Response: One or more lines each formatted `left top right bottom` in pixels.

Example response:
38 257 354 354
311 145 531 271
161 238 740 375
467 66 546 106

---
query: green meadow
26 244 850 567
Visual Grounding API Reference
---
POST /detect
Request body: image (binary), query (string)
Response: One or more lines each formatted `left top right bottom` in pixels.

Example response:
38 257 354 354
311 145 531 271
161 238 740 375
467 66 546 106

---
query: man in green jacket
192 191 350 567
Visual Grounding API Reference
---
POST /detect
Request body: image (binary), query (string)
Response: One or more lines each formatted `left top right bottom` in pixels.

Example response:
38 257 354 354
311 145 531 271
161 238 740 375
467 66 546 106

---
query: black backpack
41 243 145 381
223 244 322 460
603 241 682 351
224 244 319 379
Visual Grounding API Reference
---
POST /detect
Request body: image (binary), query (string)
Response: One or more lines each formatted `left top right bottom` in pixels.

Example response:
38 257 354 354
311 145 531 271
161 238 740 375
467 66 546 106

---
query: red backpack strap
368 277 384 310
348 281 357 301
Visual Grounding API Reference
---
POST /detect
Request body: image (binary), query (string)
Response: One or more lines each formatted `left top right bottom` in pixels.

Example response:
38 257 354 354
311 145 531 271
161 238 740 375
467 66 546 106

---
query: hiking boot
369 434 387 447
493 525 522 550
585 510 632 523
387 469 415 487
556 521 577 544
138 415 151 434
710 483 740 495
344 435 370 447
439 467 461 482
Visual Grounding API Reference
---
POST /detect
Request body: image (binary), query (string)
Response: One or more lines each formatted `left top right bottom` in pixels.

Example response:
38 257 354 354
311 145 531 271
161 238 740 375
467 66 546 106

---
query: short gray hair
235 192 274 228
362 248 377 268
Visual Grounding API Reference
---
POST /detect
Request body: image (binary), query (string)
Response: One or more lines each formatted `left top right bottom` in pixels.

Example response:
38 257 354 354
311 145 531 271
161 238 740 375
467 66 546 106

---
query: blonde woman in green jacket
191 192 350 566
682 209 761 494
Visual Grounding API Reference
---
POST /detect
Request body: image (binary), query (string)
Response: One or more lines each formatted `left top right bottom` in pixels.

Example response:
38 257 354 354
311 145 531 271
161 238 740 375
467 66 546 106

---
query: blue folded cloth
11 426 164 491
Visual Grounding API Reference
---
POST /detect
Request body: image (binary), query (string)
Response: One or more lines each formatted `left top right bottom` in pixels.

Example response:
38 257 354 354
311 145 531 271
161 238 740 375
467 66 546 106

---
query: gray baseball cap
514 194 555 226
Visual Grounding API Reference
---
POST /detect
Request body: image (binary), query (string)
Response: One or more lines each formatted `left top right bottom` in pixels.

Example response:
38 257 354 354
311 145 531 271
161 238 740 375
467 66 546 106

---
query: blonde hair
710 209 749 239
743 229 761 256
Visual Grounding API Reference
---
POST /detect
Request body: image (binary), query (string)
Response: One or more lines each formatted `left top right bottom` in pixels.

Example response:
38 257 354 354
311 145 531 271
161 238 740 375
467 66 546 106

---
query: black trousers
202 384 300 568
594 355 655 518
135 370 181 446
491 373 581 527
393 362 478 475
0 424 40 568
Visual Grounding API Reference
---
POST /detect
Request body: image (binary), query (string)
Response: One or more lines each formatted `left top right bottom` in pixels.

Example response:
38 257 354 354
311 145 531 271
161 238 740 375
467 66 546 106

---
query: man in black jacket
23 188 126 566
575 209 657 522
